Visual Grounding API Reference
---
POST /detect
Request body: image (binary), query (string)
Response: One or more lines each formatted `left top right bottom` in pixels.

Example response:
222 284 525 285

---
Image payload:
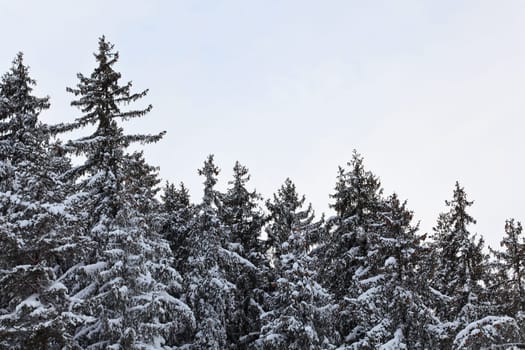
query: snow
454 316 519 349
354 266 369 278
17 219 31 228
104 248 124 257
429 286 453 302
52 243 77 252
219 247 256 269
0 294 46 321
48 281 67 292
360 274 384 285
81 261 107 274
263 333 285 343
71 282 97 303
384 256 397 267
379 329 407 350
357 286 381 301
44 202 66 215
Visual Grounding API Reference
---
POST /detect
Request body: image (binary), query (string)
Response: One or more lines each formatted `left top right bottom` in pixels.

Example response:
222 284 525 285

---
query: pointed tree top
198 154 220 206
162 181 191 212
0 52 50 136
330 150 382 218
94 35 119 68
231 160 250 185
273 177 305 212
1 52 49 109
51 36 162 147
444 181 476 227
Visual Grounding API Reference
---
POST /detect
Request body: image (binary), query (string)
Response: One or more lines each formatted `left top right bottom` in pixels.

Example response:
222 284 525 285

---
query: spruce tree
315 151 384 344
427 182 490 348
0 53 78 349
317 151 383 298
345 194 434 349
490 219 525 316
51 36 164 230
0 55 75 348
219 161 265 256
316 153 436 348
255 178 338 349
265 178 318 258
485 219 525 343
184 155 237 348
52 37 194 348
161 181 195 275
218 161 268 349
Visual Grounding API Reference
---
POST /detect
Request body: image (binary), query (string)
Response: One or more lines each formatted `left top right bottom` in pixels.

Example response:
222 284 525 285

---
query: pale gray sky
2 1 525 249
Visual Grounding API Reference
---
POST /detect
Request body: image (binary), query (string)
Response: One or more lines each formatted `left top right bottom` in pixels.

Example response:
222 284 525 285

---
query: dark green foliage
51 36 164 229
0 53 76 349
426 182 506 348
346 194 434 348
217 162 268 349
198 154 220 208
315 151 386 345
428 183 487 322
219 161 265 257
315 153 437 348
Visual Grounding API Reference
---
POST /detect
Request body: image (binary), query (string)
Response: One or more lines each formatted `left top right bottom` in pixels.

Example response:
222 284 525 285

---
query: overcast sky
2 1 525 248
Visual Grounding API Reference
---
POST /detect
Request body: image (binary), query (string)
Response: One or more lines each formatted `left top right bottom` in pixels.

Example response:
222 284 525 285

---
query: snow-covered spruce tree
452 315 520 349
183 155 238 348
485 219 525 342
254 178 339 349
160 181 195 275
0 53 78 349
51 37 195 349
343 194 435 349
265 178 320 260
489 219 525 317
427 182 500 348
219 161 265 257
316 151 383 296
218 161 268 349
314 151 384 343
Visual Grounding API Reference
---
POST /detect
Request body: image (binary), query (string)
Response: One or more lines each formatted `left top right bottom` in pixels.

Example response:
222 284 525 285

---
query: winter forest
1 36 524 350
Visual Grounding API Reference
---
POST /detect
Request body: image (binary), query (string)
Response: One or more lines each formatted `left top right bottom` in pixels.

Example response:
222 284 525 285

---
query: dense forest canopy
0 37 524 349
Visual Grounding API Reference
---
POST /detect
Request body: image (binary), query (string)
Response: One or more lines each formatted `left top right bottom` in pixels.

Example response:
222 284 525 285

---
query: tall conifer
256 178 338 349
0 53 75 349
53 37 194 349
184 155 237 348
218 161 268 348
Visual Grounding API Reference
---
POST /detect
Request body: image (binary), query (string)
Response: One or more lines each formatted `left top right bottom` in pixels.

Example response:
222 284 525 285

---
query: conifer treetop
52 36 165 149
330 150 382 220
0 52 50 141
198 154 220 206
433 181 477 243
272 178 305 212
162 181 191 212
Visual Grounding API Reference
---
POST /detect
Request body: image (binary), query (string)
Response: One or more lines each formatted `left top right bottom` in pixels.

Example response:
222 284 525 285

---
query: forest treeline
0 37 524 349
